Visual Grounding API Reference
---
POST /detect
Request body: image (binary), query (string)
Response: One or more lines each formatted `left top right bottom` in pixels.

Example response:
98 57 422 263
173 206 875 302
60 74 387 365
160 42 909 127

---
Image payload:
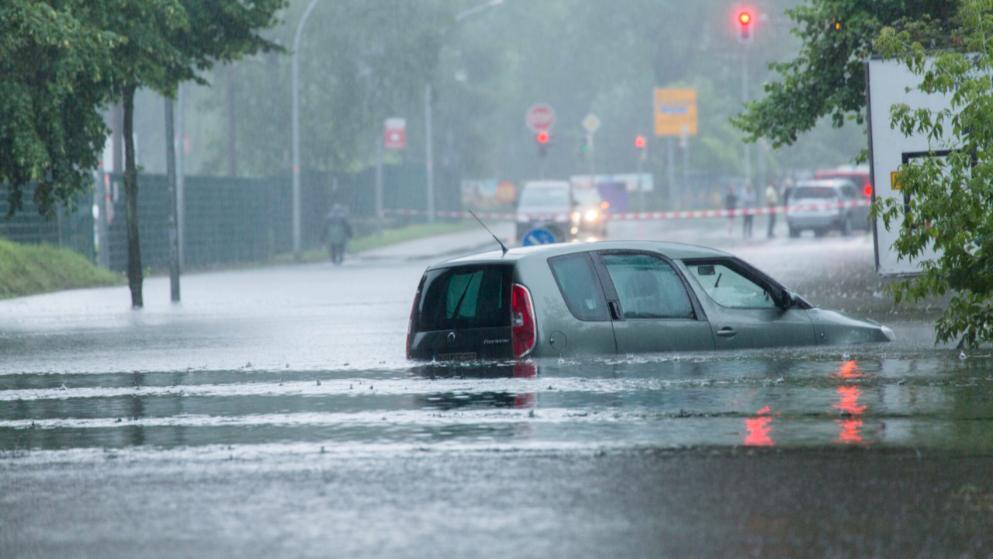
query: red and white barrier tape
384 199 870 222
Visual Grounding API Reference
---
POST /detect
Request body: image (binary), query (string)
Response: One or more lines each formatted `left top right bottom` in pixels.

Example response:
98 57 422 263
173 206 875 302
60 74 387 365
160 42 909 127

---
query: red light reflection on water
513 361 537 408
833 360 866 445
744 405 774 446
835 359 862 380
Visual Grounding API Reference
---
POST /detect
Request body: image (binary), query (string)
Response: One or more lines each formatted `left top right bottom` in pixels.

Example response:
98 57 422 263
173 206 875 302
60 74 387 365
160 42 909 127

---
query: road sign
653 88 698 137
522 227 556 246
867 57 951 276
384 117 406 150
582 113 601 134
526 104 556 133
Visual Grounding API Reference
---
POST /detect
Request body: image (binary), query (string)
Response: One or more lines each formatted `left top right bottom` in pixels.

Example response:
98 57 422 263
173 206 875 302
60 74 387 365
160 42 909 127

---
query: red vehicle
815 165 873 198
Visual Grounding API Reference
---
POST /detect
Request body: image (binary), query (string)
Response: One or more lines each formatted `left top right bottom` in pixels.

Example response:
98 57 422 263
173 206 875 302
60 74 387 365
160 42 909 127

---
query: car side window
548 253 609 321
600 253 695 319
687 262 776 309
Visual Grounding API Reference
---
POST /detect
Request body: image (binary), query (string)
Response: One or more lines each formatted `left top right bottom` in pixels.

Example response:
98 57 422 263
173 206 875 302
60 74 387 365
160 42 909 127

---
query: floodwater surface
0 237 987 460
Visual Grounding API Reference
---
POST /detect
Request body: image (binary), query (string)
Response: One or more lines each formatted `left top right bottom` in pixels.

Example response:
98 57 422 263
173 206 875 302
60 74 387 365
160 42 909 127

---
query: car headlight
571 211 582 224
584 209 600 223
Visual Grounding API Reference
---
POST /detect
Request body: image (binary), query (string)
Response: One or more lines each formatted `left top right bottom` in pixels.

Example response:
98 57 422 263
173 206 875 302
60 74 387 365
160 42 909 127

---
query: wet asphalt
2 224 992 558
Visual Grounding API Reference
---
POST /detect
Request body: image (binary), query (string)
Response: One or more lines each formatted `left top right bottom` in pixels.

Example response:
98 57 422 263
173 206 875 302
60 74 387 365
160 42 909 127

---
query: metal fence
1 162 447 272
0 186 95 258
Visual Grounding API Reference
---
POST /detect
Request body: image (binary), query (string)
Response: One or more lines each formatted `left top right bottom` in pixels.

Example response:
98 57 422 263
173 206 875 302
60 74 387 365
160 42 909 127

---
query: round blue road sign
522 227 557 247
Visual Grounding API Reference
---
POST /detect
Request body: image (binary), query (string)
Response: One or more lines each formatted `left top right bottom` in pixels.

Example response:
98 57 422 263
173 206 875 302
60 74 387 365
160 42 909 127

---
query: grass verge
273 221 476 264
0 239 121 299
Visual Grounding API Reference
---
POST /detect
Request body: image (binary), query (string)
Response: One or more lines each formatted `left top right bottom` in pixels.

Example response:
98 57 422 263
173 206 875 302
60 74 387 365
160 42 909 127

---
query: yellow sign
654 88 698 137
890 171 904 191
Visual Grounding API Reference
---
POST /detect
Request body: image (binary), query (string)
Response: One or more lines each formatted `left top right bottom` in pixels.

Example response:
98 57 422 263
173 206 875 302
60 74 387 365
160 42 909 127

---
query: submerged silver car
406 241 893 361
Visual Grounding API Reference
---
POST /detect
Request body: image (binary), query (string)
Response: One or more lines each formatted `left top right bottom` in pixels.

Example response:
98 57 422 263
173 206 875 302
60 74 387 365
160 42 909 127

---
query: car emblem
447 331 456 344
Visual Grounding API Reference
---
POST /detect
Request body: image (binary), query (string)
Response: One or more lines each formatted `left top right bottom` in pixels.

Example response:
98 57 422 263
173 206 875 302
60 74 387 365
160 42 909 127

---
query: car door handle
716 327 737 338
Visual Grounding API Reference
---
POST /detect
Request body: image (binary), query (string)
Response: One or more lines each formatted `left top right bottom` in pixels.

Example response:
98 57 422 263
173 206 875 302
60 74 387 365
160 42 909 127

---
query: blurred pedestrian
724 185 738 235
742 183 757 239
323 204 353 265
765 182 780 238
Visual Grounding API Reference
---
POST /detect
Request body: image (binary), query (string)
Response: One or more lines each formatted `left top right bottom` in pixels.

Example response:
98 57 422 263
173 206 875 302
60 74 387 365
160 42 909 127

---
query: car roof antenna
468 210 508 256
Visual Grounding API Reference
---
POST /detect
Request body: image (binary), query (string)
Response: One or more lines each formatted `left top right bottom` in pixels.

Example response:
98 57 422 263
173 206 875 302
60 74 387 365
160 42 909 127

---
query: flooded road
3 233 992 557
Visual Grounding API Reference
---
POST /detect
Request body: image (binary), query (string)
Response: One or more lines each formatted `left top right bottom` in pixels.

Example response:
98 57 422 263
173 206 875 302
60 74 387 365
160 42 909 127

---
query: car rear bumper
787 214 841 229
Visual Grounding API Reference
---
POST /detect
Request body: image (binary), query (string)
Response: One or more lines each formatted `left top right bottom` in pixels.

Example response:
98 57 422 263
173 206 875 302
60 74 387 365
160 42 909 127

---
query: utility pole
424 83 435 223
375 137 384 236
176 84 186 269
226 65 237 177
164 98 181 303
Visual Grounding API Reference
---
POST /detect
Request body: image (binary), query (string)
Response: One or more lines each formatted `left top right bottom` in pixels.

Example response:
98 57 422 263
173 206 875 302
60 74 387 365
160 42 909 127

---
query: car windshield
792 186 838 199
519 187 570 209
573 189 601 208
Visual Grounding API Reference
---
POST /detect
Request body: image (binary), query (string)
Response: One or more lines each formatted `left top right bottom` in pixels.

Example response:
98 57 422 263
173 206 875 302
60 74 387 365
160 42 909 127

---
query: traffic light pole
741 49 752 187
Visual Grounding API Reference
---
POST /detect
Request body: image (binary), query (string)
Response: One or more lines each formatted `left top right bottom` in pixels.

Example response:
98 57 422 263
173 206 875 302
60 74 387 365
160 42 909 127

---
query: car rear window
792 186 838 199
548 253 609 321
417 265 511 331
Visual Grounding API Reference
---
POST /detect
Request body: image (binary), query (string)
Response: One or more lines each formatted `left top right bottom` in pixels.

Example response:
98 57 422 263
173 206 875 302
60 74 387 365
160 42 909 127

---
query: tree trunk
123 84 143 308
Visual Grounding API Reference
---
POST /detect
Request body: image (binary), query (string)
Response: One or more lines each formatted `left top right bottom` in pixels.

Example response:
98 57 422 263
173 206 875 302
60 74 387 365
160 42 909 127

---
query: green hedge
0 239 120 299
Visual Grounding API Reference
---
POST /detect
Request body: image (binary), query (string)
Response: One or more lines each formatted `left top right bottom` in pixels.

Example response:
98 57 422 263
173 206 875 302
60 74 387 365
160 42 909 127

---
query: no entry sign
525 104 556 133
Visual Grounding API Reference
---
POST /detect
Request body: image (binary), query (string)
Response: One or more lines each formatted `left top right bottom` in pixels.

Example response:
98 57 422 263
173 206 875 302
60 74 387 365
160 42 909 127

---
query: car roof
431 240 731 270
794 178 855 189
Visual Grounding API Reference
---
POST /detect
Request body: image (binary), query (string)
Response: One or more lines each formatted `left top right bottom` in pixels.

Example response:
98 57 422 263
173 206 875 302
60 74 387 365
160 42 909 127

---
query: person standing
741 183 757 239
724 185 739 236
324 204 353 265
765 182 780 238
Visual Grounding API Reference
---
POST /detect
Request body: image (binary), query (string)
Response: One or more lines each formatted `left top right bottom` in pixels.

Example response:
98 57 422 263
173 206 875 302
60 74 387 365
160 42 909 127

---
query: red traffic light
634 135 646 150
535 131 550 145
736 8 755 43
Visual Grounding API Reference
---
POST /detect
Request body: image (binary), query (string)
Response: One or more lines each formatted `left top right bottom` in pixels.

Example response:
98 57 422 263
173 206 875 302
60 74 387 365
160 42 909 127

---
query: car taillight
405 288 421 359
511 283 536 358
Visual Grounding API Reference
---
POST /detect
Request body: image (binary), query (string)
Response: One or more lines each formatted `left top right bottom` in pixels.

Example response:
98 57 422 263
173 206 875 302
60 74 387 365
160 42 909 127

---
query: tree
0 1 117 216
733 0 959 148
81 0 286 307
874 0 993 347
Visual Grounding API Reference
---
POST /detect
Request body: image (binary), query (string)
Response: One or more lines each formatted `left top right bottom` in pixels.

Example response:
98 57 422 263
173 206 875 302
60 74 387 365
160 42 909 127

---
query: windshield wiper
450 275 476 320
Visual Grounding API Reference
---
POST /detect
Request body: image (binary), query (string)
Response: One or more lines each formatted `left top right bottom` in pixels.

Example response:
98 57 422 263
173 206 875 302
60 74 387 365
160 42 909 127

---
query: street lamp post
291 0 321 258
421 0 505 224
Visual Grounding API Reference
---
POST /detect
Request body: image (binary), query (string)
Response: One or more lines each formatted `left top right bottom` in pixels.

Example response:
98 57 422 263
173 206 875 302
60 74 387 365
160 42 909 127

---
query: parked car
406 241 893 361
815 165 873 198
515 181 576 243
786 178 870 238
